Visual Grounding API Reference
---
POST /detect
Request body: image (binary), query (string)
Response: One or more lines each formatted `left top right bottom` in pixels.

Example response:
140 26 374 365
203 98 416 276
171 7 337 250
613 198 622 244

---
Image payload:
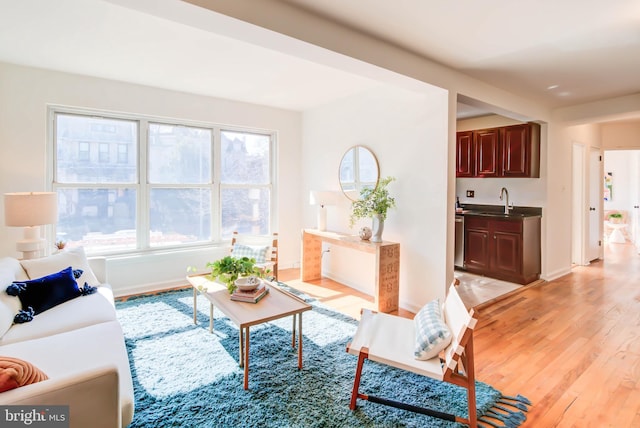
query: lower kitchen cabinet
464 215 541 284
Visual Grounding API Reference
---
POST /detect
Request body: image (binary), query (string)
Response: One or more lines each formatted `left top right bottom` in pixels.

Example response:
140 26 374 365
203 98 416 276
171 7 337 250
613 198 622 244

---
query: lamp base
16 226 46 259
317 206 327 231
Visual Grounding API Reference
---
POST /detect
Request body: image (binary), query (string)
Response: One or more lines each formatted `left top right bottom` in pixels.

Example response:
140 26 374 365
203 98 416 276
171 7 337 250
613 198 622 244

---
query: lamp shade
4 192 58 227
309 190 341 207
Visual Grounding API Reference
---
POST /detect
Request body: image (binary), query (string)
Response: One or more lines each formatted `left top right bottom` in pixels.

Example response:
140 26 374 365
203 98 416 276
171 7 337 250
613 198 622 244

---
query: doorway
603 150 640 250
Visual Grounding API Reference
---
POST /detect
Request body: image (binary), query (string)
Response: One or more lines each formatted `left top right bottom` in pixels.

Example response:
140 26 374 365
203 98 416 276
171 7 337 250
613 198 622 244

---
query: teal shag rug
116 286 530 427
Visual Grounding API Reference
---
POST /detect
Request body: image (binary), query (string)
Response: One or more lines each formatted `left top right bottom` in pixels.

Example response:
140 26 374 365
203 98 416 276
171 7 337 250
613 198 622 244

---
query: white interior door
587 148 601 261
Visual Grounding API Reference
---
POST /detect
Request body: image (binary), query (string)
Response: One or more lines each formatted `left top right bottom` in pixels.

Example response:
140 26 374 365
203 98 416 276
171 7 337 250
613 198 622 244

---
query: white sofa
0 249 134 428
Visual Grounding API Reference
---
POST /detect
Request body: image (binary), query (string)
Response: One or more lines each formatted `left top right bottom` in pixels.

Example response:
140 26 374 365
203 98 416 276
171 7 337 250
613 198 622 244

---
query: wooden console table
301 229 400 313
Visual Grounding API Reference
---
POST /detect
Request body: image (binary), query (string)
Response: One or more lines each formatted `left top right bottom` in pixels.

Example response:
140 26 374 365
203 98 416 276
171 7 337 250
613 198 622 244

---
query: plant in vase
349 176 396 242
206 256 265 293
609 212 623 224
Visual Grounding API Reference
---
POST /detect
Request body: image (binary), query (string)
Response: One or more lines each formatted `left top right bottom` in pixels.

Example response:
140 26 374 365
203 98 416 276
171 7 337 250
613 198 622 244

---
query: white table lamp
309 190 341 231
4 192 58 259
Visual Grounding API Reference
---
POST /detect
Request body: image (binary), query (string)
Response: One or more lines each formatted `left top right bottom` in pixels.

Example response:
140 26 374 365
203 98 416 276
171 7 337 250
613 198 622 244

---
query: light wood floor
279 242 640 427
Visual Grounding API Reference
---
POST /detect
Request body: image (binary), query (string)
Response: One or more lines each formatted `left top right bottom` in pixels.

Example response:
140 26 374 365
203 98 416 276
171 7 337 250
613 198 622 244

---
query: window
99 143 110 163
148 123 212 248
220 130 272 236
52 109 274 254
117 144 128 164
78 142 90 161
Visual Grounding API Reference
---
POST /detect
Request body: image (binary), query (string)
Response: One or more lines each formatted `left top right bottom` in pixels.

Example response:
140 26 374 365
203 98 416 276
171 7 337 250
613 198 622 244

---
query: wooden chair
230 231 279 281
346 282 479 427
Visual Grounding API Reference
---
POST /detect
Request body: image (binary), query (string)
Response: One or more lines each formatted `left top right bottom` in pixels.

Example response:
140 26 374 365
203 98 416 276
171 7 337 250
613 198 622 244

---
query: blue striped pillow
232 244 270 263
414 299 452 360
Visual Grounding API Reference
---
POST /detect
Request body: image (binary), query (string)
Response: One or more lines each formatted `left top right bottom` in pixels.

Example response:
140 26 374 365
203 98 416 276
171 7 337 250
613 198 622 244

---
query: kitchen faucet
499 187 512 214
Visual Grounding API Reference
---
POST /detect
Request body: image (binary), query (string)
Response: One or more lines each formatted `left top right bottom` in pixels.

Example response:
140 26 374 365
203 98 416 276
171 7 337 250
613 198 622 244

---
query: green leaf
349 176 397 227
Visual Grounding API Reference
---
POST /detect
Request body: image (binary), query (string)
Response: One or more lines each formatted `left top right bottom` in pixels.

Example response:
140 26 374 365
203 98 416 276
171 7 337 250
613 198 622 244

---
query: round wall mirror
339 146 379 201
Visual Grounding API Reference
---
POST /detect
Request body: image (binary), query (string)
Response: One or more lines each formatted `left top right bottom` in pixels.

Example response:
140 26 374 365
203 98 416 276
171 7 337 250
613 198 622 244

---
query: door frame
572 143 586 265
587 147 602 261
572 142 603 265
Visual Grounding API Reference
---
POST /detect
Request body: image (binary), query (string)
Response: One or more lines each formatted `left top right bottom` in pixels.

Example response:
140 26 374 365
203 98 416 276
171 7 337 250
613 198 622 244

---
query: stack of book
231 283 269 303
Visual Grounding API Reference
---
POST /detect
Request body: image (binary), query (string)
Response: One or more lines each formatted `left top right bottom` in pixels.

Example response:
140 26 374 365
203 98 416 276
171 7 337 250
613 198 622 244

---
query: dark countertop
456 204 542 219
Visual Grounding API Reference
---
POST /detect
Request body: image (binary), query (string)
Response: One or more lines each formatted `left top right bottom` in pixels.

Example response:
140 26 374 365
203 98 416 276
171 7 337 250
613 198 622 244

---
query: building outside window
78 141 90 161
52 109 275 254
98 143 110 163
117 144 128 164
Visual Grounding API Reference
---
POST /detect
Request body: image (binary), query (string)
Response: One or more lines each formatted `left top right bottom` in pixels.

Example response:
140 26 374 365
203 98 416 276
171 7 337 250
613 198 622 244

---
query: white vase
371 214 384 243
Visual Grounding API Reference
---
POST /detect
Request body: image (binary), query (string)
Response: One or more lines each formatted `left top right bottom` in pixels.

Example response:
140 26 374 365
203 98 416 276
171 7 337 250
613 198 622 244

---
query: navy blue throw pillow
7 266 81 320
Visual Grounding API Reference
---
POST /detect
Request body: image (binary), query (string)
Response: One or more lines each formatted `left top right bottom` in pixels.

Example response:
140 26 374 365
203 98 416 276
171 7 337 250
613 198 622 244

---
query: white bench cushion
347 309 445 380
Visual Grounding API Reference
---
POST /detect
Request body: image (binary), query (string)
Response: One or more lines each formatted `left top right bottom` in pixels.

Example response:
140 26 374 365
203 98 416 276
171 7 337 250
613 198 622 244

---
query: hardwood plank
279 242 640 427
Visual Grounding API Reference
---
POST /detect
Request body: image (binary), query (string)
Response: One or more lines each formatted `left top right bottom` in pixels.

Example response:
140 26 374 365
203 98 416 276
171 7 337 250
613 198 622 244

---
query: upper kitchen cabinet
475 128 500 177
456 122 540 178
501 123 540 177
455 131 474 177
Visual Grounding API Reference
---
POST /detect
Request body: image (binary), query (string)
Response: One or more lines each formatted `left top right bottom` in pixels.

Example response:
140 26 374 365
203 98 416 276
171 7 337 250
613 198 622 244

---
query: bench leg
350 348 369 410
465 337 477 428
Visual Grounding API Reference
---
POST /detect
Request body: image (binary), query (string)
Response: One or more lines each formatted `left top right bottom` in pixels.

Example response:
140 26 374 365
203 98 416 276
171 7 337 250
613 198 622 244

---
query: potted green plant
206 256 264 293
609 212 623 224
349 176 396 242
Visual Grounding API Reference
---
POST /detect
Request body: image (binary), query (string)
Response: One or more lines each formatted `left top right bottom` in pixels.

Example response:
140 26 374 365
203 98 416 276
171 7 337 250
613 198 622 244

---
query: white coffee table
187 274 312 389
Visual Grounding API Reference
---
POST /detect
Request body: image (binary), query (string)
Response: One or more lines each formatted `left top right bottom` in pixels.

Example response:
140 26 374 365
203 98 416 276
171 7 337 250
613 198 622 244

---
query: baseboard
542 267 572 282
115 279 187 298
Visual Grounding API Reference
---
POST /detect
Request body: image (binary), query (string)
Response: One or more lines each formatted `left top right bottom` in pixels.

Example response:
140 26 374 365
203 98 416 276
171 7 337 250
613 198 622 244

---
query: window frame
48 106 277 256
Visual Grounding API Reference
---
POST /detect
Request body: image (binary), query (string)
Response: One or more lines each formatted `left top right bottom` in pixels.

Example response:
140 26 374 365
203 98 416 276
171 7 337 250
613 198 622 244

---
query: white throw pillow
20 247 100 287
413 298 452 360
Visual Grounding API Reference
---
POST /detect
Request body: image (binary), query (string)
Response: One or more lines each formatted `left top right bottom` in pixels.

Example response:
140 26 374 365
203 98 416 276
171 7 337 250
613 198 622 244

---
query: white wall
602 120 640 150
302 84 449 309
0 62 303 296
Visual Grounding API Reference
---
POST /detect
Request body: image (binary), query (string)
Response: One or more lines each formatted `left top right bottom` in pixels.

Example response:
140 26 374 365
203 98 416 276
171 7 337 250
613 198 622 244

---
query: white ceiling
0 0 638 115
283 0 640 109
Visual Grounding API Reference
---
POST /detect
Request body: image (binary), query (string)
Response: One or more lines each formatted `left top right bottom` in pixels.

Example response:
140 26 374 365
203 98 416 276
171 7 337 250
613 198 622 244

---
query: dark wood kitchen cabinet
455 122 540 178
501 123 540 177
464 215 541 284
475 128 500 177
455 131 474 177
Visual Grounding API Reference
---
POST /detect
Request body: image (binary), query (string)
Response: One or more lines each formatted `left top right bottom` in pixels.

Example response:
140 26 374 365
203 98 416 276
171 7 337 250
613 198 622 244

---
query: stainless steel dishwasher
454 215 464 268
